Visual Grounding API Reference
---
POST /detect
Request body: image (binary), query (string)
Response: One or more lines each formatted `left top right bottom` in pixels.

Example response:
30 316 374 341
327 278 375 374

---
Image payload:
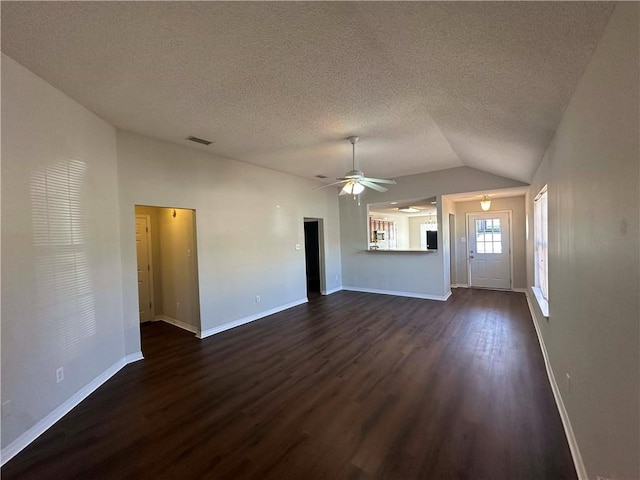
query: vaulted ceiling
1 2 614 184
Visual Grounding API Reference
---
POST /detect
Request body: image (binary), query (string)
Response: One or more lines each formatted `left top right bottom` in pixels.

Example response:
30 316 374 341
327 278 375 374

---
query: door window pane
475 218 502 254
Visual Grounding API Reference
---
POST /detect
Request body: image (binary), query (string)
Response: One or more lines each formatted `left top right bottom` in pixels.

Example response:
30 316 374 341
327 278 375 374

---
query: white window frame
533 185 549 317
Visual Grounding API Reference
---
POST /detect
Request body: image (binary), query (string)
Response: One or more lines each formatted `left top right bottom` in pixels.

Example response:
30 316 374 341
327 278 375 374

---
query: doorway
467 211 512 290
303 218 325 298
134 206 202 337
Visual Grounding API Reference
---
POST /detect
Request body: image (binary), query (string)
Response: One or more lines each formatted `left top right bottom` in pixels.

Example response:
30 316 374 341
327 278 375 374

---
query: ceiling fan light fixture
342 181 365 195
313 136 395 196
480 195 491 211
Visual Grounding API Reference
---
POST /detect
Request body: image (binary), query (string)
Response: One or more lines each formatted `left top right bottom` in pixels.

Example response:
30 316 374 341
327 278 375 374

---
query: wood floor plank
2 289 576 479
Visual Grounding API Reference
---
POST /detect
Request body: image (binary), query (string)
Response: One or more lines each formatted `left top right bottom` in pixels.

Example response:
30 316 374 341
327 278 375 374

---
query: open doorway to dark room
304 219 321 298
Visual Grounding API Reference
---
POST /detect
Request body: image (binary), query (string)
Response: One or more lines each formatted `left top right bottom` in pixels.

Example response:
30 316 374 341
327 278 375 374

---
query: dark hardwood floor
2 289 576 479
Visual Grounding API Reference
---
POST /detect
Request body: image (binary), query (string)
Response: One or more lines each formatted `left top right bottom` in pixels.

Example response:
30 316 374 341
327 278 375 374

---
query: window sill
532 286 549 318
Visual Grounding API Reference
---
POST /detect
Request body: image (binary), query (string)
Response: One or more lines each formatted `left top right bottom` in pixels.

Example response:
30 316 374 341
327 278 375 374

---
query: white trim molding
155 315 199 335
524 290 586 479
125 352 144 364
0 357 129 466
342 286 450 302
198 298 308 340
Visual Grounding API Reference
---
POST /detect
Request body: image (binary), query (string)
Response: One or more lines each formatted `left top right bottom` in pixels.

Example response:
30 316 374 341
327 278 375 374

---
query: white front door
467 211 511 290
135 215 153 322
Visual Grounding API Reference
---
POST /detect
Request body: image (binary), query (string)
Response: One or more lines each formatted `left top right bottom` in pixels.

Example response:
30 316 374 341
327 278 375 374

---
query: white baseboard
1 357 129 466
453 283 470 288
512 287 527 293
342 286 450 302
125 351 144 364
322 286 342 295
524 290 587 479
197 298 308 340
155 315 199 335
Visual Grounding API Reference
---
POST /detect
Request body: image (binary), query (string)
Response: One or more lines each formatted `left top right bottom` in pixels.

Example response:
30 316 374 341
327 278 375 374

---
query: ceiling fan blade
361 177 396 184
360 180 388 192
313 180 349 190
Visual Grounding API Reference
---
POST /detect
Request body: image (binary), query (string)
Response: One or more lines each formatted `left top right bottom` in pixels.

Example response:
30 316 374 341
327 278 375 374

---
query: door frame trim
465 209 513 290
135 214 155 321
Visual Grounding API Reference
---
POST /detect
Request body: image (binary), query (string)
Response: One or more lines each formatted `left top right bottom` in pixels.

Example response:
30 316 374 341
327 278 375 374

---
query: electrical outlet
56 367 64 383
2 400 12 418
176 302 180 311
335 274 339 281
255 295 261 303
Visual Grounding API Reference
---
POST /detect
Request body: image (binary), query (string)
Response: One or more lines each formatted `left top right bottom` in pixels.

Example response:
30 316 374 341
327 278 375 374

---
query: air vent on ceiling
186 136 212 146
315 174 328 179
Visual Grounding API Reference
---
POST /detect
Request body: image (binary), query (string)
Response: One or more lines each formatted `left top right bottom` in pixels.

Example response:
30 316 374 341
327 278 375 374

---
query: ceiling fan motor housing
344 169 364 179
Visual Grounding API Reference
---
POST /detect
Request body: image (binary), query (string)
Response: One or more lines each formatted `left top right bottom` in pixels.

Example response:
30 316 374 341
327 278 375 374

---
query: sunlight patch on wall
31 159 96 357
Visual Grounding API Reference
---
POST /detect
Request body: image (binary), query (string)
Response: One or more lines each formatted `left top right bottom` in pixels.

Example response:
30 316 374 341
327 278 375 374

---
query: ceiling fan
316 136 396 195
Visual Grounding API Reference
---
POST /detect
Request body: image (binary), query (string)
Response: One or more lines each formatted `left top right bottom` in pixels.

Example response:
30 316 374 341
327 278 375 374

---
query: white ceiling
1 2 614 184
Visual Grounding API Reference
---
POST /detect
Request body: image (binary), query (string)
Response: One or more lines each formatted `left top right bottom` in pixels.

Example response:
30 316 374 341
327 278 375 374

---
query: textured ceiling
1 2 614 184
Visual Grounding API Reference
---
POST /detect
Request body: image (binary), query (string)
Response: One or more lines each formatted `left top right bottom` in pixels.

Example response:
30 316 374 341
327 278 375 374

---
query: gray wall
1 55 126 449
526 4 639 479
117 130 343 352
452 196 526 289
156 207 200 329
339 167 526 299
1 54 343 453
